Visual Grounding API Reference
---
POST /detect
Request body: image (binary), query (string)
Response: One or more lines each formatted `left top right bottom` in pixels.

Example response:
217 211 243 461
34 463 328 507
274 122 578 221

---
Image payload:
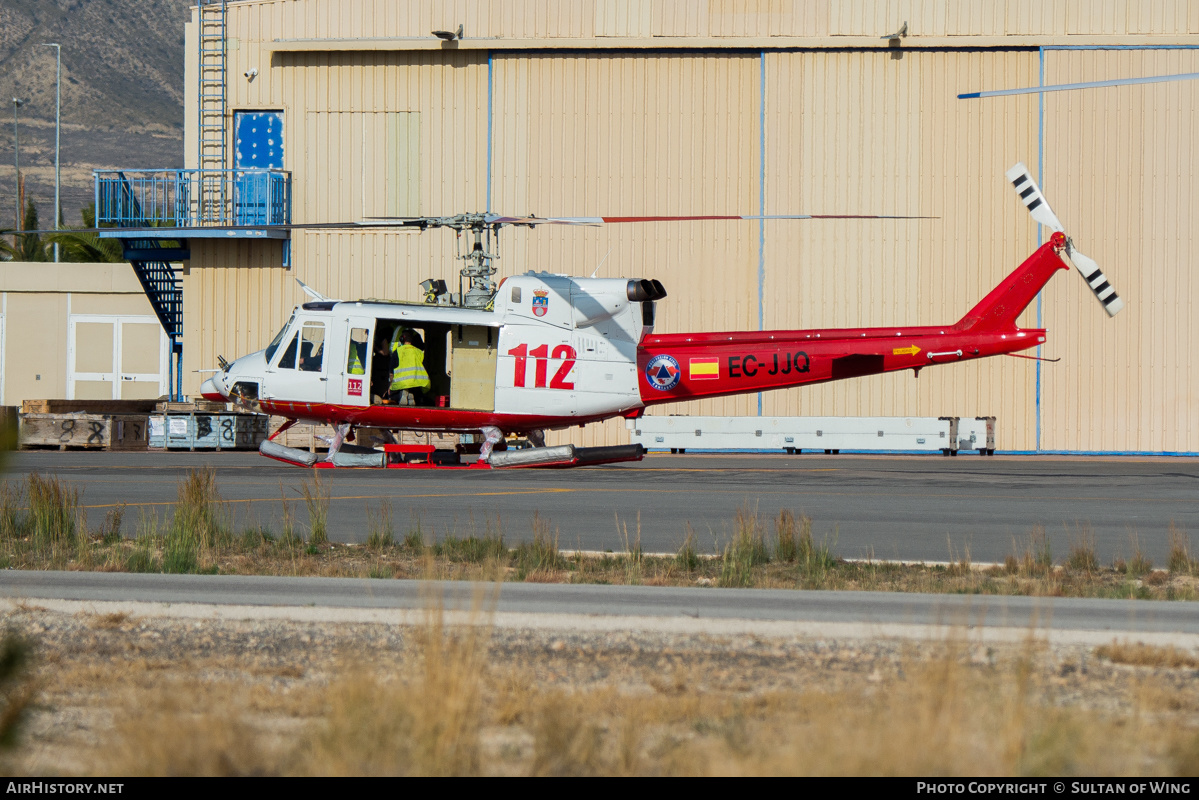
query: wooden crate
21 399 159 415
155 400 230 414
19 413 149 451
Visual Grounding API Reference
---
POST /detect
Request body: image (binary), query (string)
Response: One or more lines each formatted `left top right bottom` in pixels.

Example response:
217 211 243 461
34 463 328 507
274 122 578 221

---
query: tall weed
720 505 770 587
300 471 330 546
515 513 563 576
0 481 23 540
617 513 643 585
796 516 837 587
1067 524 1099 575
675 523 700 573
366 501 395 549
1167 523 1194 575
774 509 799 563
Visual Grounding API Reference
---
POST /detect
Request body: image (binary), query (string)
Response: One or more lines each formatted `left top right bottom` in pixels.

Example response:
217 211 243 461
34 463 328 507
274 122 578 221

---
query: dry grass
1168 524 1196 575
1095 641 1199 669
11 610 1199 777
1 473 1198 600
300 610 491 775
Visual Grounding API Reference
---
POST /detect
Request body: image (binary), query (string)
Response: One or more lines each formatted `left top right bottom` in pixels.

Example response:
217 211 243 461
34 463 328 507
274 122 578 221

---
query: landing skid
259 440 644 470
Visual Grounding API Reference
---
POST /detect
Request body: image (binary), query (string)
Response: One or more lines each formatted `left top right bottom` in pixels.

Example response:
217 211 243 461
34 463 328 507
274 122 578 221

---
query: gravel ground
3 603 1198 776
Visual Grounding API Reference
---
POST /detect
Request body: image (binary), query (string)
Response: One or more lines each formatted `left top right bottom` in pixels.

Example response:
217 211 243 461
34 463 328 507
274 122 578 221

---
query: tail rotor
1006 163 1125 317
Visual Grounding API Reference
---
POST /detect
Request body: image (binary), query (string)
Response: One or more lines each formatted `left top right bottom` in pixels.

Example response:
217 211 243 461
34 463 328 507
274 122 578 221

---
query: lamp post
11 97 22 243
42 43 61 262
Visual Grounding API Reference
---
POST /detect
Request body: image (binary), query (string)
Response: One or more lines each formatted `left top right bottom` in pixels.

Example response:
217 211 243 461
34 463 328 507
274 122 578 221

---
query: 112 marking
508 344 577 389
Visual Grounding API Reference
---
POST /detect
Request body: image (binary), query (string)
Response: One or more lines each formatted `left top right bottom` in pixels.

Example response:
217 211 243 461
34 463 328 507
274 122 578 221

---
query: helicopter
198 163 1123 469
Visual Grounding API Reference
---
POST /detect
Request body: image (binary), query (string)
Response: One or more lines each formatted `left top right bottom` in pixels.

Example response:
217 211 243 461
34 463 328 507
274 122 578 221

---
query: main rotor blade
960 71 1199 99
3 210 932 237
484 213 932 226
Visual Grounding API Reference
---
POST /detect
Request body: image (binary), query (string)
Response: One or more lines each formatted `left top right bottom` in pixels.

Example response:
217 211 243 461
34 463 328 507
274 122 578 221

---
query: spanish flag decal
689 357 720 380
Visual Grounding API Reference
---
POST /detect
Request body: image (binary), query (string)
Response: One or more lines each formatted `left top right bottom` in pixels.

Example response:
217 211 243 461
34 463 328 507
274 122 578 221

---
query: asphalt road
5 450 1198 564
3 570 1195 637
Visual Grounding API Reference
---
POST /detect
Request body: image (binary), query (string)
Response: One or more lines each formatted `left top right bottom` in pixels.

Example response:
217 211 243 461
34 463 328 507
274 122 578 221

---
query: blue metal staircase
110 173 187 399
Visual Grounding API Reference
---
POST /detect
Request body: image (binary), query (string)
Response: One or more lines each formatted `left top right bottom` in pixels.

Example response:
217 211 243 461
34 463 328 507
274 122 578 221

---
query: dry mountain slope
0 0 191 226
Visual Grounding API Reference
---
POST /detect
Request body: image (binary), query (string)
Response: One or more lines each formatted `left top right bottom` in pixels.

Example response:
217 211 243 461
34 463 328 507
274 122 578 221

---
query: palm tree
46 203 123 263
0 200 52 262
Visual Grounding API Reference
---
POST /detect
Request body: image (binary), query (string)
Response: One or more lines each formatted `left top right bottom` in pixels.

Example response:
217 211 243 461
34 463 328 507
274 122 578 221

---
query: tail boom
637 237 1066 405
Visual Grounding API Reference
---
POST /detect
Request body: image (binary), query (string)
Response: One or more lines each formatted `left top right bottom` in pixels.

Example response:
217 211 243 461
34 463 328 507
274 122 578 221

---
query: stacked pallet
19 400 156 451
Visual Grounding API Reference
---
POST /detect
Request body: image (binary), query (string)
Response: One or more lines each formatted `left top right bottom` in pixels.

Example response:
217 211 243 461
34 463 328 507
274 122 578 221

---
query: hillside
0 0 192 226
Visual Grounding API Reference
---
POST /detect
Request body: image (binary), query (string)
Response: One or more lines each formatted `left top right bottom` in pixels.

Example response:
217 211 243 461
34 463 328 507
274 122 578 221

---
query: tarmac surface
4 571 1197 646
5 450 1197 565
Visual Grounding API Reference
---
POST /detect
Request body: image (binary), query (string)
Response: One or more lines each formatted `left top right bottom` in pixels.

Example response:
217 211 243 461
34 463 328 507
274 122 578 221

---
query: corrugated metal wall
178 0 1199 453
761 50 1042 450
1042 47 1199 453
213 0 1199 40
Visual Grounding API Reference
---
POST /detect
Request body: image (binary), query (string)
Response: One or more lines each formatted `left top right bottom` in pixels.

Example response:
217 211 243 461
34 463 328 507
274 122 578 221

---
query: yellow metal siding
229 0 1199 41
760 50 1041 448
492 52 761 431
175 1 1199 452
1041 48 1199 453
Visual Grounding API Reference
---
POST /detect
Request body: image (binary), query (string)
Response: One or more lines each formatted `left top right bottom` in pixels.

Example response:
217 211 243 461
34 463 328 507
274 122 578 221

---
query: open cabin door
450 325 497 411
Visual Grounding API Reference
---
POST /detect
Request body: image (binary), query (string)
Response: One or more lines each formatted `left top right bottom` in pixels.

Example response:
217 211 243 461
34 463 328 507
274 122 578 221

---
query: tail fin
955 233 1069 332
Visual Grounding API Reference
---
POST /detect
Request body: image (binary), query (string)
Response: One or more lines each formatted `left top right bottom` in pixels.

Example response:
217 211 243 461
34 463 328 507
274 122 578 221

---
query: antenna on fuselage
590 247 615 279
295 279 330 302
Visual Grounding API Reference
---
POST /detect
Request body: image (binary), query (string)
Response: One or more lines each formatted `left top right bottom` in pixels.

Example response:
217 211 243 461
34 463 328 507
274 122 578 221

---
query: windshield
263 311 296 364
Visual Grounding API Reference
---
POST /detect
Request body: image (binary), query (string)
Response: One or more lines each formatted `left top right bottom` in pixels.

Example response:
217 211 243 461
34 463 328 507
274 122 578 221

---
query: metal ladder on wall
197 0 228 221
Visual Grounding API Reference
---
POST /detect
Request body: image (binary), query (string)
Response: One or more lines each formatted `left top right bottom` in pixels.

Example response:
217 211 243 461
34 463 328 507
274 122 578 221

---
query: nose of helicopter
200 373 228 401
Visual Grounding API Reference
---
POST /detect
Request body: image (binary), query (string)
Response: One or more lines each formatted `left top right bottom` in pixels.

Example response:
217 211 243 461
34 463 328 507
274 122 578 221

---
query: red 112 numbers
508 343 577 389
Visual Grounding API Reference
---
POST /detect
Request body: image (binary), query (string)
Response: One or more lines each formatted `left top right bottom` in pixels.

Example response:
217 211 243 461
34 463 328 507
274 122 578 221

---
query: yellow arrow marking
893 345 921 356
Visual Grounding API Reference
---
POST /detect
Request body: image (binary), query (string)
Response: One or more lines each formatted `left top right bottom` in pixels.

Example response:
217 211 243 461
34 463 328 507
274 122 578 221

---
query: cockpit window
264 311 296 363
276 322 326 372
277 334 299 369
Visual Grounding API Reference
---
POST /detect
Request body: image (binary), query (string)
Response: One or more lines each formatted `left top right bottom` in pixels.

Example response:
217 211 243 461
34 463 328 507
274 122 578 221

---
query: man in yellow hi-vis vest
389 329 431 406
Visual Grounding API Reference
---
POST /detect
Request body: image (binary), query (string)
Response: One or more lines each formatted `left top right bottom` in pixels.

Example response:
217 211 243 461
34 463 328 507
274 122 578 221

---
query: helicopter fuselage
201 235 1069 437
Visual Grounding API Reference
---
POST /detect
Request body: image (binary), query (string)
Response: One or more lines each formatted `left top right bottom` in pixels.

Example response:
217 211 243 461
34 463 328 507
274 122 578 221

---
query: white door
334 317 373 406
68 315 168 400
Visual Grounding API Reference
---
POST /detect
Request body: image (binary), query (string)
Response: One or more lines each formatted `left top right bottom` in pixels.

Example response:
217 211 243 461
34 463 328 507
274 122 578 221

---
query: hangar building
98 0 1199 453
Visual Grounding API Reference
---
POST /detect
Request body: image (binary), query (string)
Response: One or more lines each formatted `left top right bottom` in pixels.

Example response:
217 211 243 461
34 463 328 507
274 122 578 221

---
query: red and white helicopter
200 163 1122 469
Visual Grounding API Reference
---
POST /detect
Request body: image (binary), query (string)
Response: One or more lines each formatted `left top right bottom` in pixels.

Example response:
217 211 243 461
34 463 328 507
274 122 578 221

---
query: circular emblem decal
645 354 681 391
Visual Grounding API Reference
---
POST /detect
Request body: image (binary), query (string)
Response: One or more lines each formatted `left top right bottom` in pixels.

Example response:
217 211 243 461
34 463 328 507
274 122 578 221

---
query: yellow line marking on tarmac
76 485 1197 509
79 488 578 509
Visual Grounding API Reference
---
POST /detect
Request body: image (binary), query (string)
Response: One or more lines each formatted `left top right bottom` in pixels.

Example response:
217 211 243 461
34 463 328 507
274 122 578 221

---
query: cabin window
511 286 522 304
298 323 326 372
347 328 369 375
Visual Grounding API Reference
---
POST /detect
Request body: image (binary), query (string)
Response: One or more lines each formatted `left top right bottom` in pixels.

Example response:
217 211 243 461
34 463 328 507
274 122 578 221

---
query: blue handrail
94 168 291 228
